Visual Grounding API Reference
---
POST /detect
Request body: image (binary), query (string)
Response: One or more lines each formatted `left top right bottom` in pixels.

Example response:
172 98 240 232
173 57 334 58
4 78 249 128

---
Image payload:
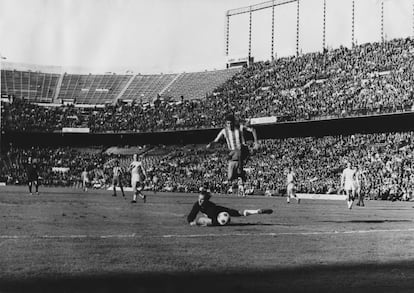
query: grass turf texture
1 185 414 292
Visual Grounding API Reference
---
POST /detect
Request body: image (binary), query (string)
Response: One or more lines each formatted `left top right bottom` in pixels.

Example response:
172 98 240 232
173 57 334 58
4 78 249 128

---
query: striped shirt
215 125 246 151
113 166 122 177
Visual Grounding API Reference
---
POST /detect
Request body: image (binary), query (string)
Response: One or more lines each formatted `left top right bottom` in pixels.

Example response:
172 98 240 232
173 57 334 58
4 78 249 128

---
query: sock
29 184 32 193
133 194 137 201
35 184 38 192
287 197 290 203
243 209 259 216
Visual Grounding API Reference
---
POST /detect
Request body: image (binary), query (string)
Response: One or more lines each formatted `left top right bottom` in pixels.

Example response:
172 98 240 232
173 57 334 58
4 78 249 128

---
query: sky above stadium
0 0 412 74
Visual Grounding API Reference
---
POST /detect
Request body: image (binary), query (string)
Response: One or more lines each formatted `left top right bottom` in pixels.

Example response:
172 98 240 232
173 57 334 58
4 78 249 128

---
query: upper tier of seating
1 70 60 102
57 73 132 104
1 67 241 104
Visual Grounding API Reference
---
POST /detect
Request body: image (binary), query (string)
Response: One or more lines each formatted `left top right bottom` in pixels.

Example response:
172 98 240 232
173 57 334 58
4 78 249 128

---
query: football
217 212 231 225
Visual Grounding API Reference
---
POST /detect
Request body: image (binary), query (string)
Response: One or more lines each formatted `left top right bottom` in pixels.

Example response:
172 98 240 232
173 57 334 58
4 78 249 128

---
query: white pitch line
2 228 414 240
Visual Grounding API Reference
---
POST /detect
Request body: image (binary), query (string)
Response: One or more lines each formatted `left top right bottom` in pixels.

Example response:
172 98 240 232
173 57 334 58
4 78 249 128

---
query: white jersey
81 171 89 182
342 167 356 190
287 172 296 185
130 161 145 178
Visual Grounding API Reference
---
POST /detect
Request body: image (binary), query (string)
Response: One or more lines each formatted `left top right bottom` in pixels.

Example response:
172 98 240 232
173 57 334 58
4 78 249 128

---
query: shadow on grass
319 219 412 224
225 222 276 227
2 261 414 293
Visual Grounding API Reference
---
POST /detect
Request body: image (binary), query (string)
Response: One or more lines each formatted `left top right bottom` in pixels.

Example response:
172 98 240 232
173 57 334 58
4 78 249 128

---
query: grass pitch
1 186 414 292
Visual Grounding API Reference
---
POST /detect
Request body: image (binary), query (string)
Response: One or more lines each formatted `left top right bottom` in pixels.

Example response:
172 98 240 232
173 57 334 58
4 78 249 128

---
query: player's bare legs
346 189 354 209
132 183 146 203
120 183 125 197
356 188 364 207
28 181 33 195
28 180 39 195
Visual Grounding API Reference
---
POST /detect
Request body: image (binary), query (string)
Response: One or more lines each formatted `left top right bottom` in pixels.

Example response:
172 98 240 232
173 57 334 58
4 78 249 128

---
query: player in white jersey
286 168 300 204
112 160 125 198
341 162 356 209
355 165 367 207
237 177 245 197
207 114 258 195
129 154 147 203
81 168 89 192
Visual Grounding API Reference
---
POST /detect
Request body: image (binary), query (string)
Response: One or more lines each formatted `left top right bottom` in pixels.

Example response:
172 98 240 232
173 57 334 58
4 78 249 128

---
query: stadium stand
121 74 177 103
1 70 60 102
2 38 414 133
160 68 241 101
56 73 132 104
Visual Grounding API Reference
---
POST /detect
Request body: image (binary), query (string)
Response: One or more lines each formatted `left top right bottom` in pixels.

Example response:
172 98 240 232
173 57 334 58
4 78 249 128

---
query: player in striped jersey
112 160 125 198
207 114 259 195
355 165 367 207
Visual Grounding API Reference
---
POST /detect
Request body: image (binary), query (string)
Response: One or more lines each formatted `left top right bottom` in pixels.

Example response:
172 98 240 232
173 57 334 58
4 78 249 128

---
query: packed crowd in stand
2 38 414 133
1 131 413 201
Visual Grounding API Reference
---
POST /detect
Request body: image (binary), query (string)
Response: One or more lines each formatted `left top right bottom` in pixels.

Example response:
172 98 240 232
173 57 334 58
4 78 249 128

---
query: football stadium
1 0 414 292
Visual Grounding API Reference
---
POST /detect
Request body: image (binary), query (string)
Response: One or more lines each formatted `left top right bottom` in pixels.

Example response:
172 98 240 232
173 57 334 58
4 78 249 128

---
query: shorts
28 176 38 183
354 183 361 194
228 161 245 181
112 176 123 186
344 181 355 191
228 146 250 163
131 174 145 191
287 183 295 194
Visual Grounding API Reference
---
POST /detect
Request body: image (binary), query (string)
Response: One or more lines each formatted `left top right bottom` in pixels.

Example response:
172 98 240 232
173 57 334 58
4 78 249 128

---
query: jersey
215 125 246 151
287 172 296 185
130 161 145 179
26 163 39 180
342 167 356 190
355 170 365 189
113 166 123 178
81 171 88 180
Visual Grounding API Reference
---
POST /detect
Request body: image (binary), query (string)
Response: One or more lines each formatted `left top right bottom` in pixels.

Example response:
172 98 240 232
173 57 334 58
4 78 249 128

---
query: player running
26 157 39 195
341 162 356 209
112 160 125 198
286 168 300 204
206 114 258 195
129 154 147 203
187 189 273 226
355 165 367 207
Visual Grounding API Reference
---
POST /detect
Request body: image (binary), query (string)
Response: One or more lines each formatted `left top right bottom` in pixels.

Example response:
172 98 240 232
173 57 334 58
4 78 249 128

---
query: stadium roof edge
1 61 234 76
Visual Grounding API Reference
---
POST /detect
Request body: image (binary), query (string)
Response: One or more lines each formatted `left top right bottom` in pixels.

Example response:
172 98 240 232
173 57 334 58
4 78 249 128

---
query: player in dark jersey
112 160 125 197
187 189 273 226
26 157 39 195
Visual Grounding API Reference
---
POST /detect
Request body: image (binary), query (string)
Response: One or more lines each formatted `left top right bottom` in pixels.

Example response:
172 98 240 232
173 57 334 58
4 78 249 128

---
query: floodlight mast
225 0 298 60
0 54 7 155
